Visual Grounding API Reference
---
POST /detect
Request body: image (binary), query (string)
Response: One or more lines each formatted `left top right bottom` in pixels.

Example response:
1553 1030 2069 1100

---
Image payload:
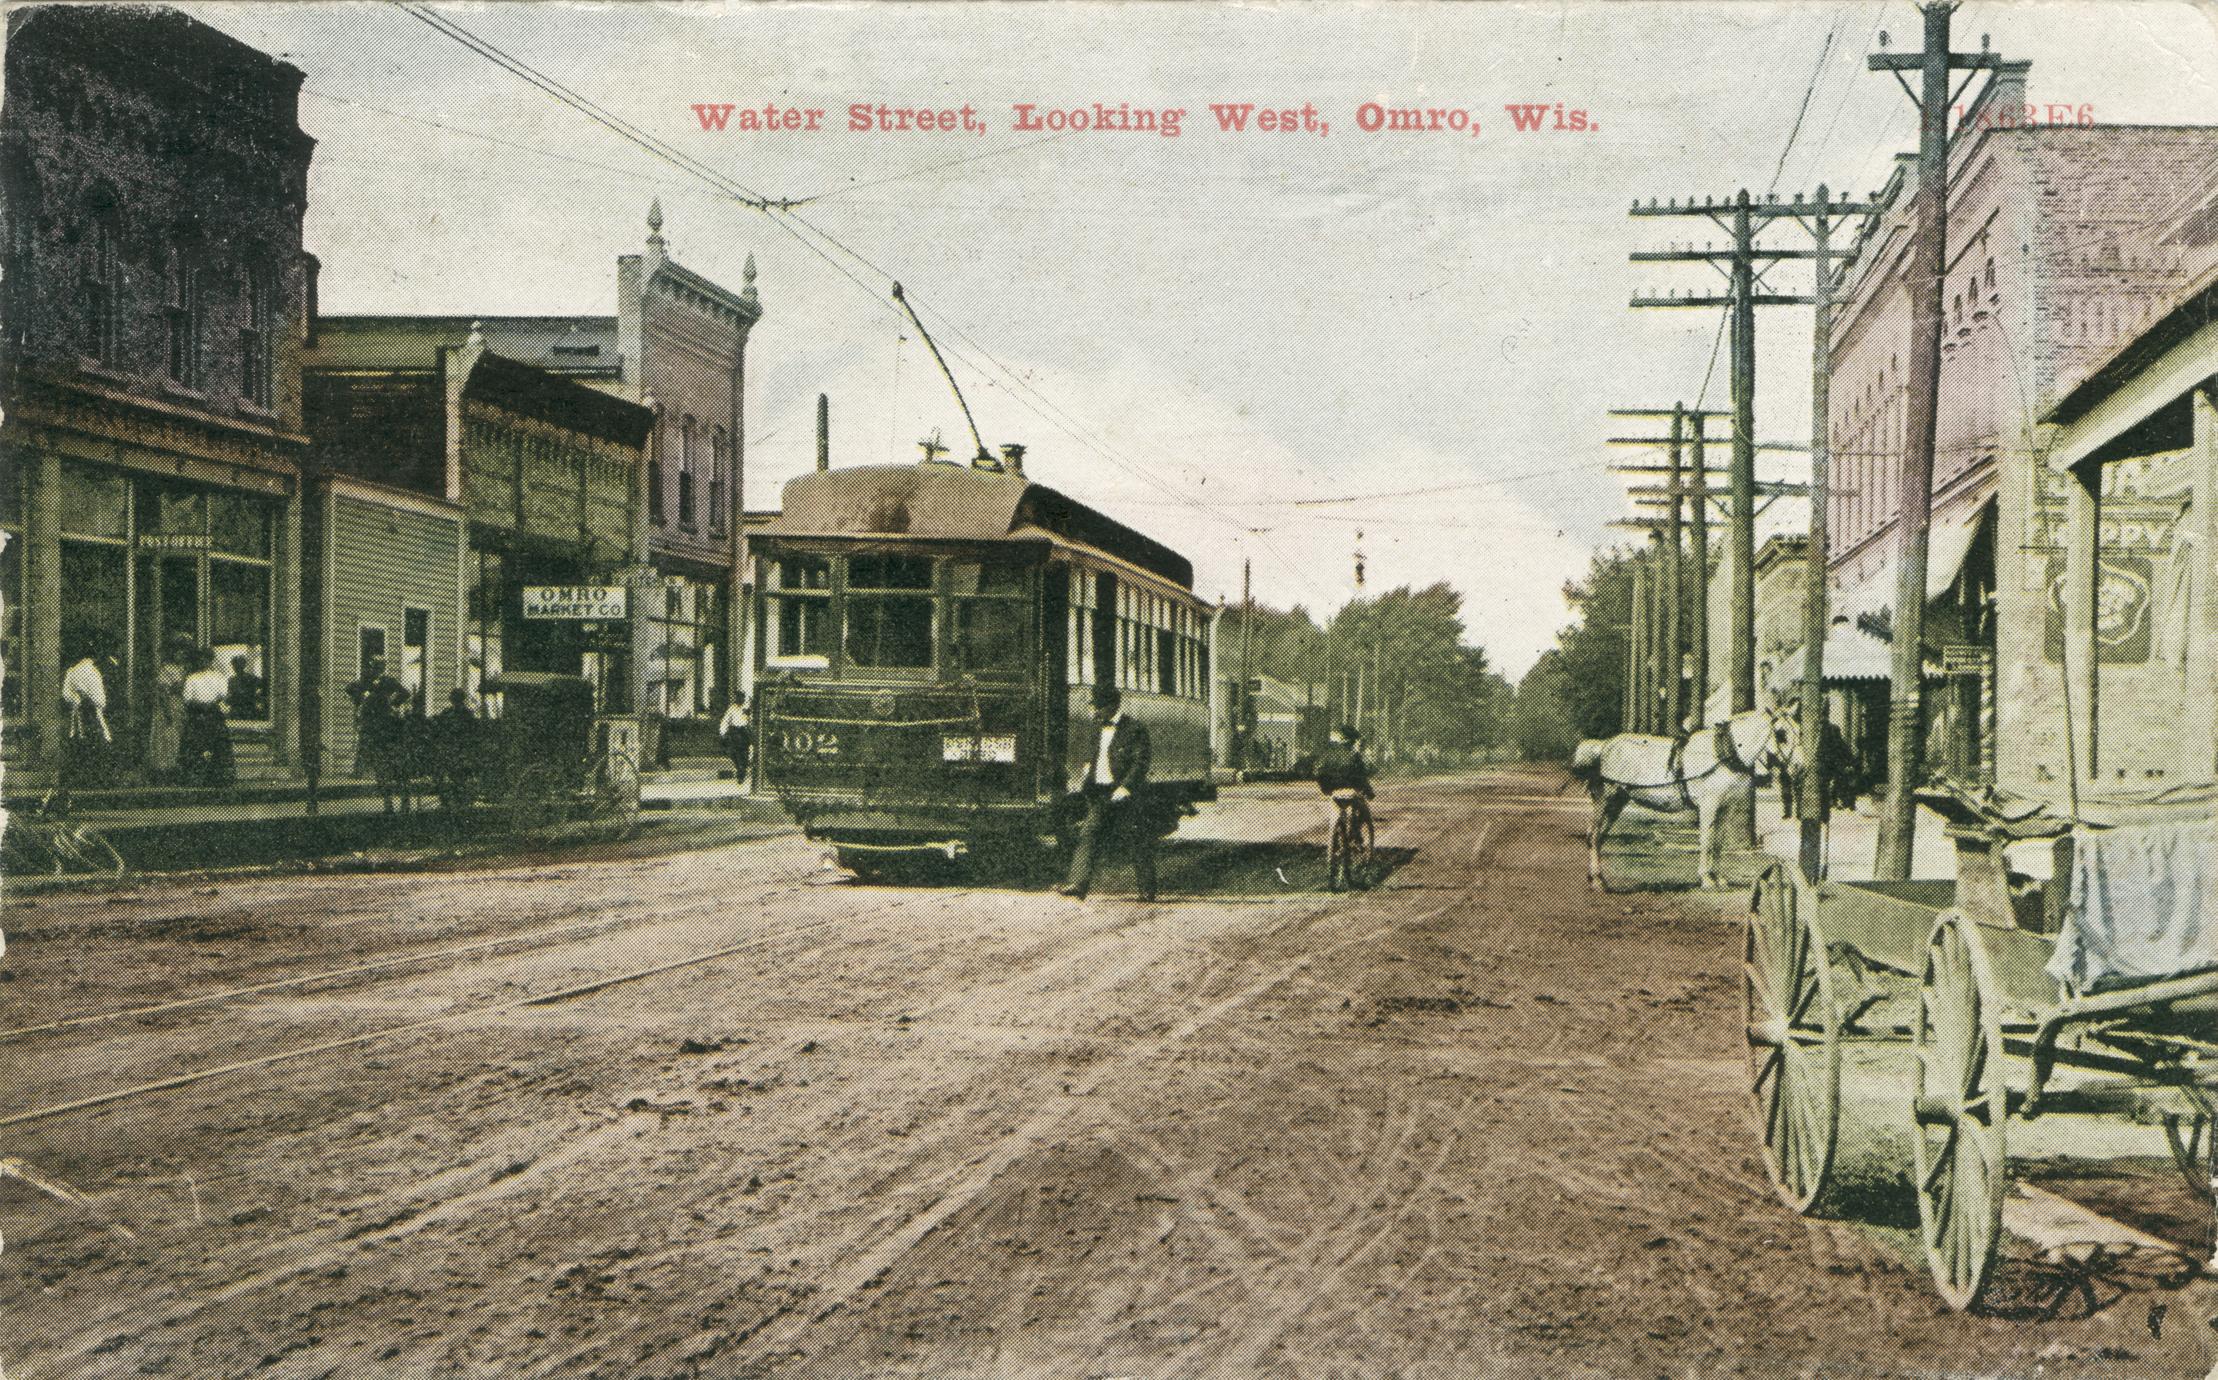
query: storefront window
649 578 724 718
467 549 504 717
60 540 127 659
211 558 270 720
210 491 271 558
59 463 128 540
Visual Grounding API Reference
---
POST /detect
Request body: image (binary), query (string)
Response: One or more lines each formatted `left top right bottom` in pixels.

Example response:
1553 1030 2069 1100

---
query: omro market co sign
523 585 629 620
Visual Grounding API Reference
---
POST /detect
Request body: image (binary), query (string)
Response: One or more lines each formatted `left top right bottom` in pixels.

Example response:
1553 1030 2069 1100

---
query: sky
170 0 2218 676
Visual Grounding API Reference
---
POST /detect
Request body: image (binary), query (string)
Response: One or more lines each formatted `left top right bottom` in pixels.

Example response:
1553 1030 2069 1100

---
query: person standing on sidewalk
180 648 234 788
53 640 116 810
718 691 753 788
145 636 189 784
1058 686 1157 902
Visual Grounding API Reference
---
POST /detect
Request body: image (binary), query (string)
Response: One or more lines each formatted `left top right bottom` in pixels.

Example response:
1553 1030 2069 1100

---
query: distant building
1 4 317 784
311 205 762 761
1820 61 2218 801
300 325 654 769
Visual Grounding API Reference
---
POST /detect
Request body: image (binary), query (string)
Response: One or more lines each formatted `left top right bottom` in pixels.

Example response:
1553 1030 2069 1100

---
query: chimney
816 393 830 473
1000 443 1026 476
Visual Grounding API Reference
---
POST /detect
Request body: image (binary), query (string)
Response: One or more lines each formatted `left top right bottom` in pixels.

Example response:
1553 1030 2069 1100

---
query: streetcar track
0 886 983 1132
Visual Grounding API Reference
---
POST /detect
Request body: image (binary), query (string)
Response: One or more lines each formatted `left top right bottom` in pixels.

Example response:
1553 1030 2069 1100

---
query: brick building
310 205 762 760
1822 62 2218 803
1 5 317 786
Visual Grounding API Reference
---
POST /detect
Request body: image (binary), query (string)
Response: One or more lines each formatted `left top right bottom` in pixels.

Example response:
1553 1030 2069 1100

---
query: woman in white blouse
180 649 235 787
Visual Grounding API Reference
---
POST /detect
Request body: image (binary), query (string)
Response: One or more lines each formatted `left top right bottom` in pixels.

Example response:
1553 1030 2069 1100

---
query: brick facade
1822 61 2218 803
1 4 315 781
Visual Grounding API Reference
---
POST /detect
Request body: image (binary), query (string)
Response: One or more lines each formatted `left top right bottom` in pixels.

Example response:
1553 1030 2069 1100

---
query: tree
1509 546 1640 761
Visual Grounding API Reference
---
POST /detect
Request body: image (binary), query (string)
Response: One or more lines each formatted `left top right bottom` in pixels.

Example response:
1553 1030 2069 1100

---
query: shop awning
1924 494 1994 601
2046 273 2218 471
1775 619 1894 685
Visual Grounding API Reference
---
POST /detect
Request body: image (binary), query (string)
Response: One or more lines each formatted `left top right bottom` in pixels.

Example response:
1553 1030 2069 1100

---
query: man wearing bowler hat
1058 686 1157 902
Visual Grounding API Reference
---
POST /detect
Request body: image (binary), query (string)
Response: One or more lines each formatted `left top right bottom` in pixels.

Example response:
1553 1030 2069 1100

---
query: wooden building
2044 260 2218 800
300 325 654 774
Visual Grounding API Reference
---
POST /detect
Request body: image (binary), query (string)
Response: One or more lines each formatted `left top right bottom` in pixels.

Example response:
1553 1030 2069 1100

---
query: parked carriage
749 458 1214 873
1743 786 2218 1309
468 672 639 825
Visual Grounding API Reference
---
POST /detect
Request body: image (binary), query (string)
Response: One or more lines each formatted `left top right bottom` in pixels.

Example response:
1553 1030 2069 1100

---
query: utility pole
1664 409 1684 733
1797 185 1841 882
1630 202 1819 715
1608 406 1730 725
1869 5 2007 879
1238 556 1254 770
1629 557 1651 732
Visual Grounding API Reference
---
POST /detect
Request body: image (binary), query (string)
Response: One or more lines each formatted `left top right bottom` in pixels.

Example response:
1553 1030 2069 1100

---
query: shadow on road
848 838 1419 899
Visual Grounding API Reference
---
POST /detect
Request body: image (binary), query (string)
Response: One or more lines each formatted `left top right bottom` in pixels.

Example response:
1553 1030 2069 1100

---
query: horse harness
1609 721 1751 808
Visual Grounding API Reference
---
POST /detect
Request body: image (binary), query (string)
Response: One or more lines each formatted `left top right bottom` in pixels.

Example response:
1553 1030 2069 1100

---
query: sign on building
523 585 629 620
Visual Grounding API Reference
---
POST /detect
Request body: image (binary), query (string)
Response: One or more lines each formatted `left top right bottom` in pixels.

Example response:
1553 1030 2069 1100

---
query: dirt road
2 770 2212 1377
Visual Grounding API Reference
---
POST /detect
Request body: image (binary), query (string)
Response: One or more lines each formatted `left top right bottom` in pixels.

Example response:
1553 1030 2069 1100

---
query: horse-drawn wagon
403 672 640 826
1743 785 2218 1309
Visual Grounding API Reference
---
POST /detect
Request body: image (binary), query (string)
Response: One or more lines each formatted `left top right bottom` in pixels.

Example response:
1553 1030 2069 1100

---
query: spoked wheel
589 748 642 828
1742 860 1840 1213
1912 909 2009 1312
1326 812 1351 892
55 824 126 877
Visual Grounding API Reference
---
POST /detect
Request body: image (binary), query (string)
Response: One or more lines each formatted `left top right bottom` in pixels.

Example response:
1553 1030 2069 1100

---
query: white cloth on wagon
2050 817 2218 993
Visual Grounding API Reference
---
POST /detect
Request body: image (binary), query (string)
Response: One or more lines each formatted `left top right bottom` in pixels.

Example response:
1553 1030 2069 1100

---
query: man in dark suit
1058 686 1157 902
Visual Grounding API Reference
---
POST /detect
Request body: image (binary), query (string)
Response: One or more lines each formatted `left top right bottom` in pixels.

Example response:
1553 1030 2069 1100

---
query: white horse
1571 709 1797 891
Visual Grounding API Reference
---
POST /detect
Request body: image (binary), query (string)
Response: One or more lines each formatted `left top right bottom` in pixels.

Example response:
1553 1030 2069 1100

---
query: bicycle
2 796 126 877
1325 789 1374 892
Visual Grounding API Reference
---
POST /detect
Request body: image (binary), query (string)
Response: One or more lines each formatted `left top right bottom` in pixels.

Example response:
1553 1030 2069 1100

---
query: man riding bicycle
1314 722 1375 849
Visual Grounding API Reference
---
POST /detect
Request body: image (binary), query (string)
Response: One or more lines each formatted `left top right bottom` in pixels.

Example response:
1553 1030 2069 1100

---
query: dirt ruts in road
1 772 2212 1378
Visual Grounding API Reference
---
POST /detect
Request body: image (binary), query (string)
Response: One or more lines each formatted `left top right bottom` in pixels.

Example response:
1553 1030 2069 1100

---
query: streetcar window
947 560 1028 597
768 556 830 591
766 555 831 666
950 560 1027 675
952 600 1026 673
846 553 934 590
1067 568 1098 686
845 594 934 669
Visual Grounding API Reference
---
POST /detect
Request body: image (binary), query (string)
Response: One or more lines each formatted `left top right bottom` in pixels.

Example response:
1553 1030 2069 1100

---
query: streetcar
749 452 1216 872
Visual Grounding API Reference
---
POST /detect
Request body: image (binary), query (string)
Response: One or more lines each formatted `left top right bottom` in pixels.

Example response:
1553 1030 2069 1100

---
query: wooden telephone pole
1610 406 1727 729
1869 5 2009 879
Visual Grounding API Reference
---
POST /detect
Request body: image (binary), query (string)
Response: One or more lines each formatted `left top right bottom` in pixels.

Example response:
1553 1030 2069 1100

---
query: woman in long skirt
144 639 188 783
180 648 234 787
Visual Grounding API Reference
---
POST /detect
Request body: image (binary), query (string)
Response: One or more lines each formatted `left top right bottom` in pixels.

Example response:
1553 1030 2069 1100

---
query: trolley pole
1869 5 2009 879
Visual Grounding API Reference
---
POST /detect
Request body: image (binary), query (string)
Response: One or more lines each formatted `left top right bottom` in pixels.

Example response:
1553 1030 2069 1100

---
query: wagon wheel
1742 860 1840 1214
1911 909 2009 1312
588 748 641 829
504 760 571 832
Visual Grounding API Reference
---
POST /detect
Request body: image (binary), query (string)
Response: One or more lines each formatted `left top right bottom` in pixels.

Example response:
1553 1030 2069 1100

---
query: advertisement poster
4 4 2218 1377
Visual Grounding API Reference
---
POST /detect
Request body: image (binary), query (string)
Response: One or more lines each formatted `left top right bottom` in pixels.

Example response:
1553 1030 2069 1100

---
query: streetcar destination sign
523 585 628 620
